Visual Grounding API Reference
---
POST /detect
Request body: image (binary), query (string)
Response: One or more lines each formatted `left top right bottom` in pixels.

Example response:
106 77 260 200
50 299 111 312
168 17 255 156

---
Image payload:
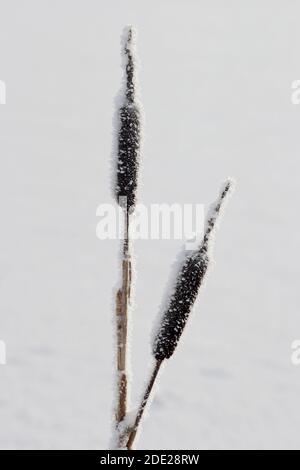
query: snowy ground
0 0 300 450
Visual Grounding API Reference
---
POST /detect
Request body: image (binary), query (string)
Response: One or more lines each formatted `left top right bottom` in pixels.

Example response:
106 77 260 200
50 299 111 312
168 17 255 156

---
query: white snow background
0 0 300 450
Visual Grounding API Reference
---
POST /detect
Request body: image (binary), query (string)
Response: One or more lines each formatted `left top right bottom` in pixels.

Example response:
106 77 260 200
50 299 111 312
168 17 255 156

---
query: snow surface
0 0 300 450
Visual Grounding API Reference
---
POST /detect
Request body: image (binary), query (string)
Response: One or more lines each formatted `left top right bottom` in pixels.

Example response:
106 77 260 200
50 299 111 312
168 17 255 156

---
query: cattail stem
113 26 142 447
115 208 132 439
126 360 163 450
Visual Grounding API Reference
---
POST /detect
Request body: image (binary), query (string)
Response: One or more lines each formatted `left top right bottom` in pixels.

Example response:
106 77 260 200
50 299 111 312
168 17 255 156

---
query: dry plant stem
116 209 132 430
126 360 163 450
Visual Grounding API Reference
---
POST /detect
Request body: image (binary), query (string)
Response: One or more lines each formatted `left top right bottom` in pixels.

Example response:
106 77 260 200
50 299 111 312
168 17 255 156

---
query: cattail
111 26 236 451
126 180 235 449
112 26 143 449
153 179 234 361
115 26 141 212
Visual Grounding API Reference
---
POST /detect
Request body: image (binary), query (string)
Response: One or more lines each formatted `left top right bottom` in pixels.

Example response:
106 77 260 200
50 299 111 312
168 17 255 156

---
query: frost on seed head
112 26 144 213
152 179 235 361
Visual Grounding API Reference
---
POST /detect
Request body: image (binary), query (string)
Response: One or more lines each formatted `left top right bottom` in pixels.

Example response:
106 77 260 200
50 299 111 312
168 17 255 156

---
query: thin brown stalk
115 209 132 438
126 360 163 450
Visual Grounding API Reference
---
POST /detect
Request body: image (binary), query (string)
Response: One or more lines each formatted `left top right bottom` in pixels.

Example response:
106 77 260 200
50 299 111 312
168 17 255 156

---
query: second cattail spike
153 179 235 362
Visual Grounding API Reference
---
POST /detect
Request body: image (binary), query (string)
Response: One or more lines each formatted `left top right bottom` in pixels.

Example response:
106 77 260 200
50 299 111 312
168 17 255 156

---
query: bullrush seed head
116 103 140 211
153 249 209 361
153 179 234 361
115 27 141 212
